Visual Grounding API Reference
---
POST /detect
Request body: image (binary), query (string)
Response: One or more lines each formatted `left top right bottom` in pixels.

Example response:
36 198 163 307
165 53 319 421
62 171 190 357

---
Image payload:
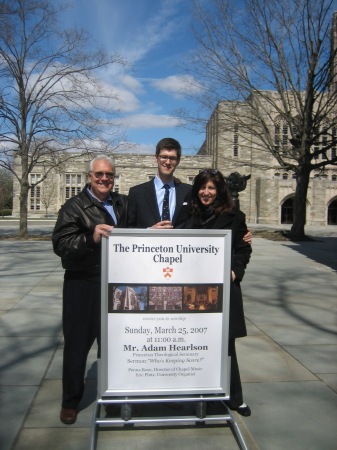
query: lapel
144 179 161 223
172 182 187 223
172 182 183 222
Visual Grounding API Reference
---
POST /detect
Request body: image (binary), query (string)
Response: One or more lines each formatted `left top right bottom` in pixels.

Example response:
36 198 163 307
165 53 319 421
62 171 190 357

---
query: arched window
281 198 294 224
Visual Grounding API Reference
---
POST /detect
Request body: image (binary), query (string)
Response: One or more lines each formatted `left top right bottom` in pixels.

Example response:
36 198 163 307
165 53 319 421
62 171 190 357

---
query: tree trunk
290 168 311 239
19 176 29 238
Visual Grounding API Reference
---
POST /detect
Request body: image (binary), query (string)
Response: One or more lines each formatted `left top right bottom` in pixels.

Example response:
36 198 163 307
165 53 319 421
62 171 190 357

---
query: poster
99 229 231 397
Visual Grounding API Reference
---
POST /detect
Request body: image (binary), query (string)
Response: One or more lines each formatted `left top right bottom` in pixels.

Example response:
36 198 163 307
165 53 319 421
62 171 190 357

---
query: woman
185 169 252 416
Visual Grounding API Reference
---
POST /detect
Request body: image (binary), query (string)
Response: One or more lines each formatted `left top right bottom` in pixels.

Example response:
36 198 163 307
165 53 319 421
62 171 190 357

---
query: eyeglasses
199 169 218 175
158 155 178 162
91 171 115 179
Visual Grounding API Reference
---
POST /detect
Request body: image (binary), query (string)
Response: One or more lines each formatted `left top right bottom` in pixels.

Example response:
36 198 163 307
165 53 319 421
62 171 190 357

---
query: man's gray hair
87 154 115 173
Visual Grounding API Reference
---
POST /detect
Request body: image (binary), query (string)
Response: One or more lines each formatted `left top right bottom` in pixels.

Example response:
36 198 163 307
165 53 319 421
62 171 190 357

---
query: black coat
127 178 191 228
184 210 252 338
52 185 128 279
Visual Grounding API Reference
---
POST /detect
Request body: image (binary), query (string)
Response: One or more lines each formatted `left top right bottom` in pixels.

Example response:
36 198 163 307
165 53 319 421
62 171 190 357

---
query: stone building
203 94 337 226
12 116 337 225
12 152 212 218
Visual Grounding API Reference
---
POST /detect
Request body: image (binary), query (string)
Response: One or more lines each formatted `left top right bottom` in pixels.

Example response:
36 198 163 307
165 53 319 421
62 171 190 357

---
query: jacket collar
81 184 118 208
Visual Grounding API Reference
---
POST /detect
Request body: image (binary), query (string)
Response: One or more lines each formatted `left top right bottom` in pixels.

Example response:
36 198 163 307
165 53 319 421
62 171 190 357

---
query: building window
332 127 336 159
332 175 337 181
312 126 336 160
188 176 195 184
274 120 289 154
282 173 288 180
65 173 83 200
30 173 42 210
322 128 328 159
113 175 120 193
282 123 288 145
274 123 280 151
313 127 319 160
233 124 239 157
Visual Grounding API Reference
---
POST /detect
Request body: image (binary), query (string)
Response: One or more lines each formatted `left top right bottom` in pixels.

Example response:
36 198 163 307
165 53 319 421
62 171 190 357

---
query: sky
61 0 206 155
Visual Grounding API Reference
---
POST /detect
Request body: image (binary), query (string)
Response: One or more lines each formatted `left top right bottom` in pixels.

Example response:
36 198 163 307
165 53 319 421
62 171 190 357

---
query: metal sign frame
99 228 232 398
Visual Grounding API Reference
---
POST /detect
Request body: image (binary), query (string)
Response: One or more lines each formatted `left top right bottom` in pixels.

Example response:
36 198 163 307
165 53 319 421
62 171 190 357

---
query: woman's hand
243 229 252 244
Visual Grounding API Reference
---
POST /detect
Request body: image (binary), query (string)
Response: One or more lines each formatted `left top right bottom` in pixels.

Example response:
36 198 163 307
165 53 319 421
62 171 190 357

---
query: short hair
155 138 182 159
87 154 115 173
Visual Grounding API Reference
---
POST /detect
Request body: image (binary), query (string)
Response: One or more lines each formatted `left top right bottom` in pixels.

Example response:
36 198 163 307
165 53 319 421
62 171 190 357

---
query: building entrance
328 200 337 225
281 198 294 224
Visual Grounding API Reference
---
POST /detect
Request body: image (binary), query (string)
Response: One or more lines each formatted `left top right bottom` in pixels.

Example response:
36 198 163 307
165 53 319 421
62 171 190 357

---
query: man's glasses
91 171 115 179
158 155 178 162
199 169 218 175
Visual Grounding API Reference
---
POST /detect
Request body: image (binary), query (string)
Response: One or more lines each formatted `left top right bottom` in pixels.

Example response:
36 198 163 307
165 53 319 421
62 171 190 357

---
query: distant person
184 169 252 416
52 155 127 425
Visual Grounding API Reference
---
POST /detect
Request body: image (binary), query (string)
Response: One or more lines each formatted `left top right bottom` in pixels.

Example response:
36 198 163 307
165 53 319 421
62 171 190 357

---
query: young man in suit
127 137 191 229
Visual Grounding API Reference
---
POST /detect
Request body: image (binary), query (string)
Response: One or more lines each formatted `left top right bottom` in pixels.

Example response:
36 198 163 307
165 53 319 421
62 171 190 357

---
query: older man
52 155 127 425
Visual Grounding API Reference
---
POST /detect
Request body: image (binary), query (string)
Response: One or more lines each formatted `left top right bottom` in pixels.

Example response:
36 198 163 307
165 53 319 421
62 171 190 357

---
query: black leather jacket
52 185 128 279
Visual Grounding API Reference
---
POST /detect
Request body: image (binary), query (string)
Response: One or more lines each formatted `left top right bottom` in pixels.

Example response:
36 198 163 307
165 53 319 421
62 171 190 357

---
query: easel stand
96 231 248 449
89 395 249 450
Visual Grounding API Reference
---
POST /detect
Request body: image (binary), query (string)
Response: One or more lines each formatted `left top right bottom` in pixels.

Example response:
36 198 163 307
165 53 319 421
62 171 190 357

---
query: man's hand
93 224 114 244
150 220 173 229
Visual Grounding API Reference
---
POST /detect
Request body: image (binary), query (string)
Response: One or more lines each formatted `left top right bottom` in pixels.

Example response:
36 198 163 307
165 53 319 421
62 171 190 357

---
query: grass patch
253 229 315 241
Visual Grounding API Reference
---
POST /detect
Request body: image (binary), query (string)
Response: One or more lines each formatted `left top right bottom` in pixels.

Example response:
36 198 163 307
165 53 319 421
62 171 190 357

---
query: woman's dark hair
189 169 234 216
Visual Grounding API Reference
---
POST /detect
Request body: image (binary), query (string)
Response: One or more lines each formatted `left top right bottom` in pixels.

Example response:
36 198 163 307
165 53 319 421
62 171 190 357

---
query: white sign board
99 229 231 397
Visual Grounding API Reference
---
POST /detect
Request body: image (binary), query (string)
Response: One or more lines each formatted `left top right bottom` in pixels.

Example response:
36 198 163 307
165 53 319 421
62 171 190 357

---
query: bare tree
40 174 56 218
184 0 337 238
0 0 125 236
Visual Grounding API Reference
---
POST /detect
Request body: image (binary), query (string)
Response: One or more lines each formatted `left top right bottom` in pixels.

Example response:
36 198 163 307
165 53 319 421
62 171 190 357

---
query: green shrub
0 209 12 217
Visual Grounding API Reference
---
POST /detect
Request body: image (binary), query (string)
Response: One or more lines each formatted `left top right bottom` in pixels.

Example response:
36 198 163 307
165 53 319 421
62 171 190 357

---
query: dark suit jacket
127 178 191 228
184 210 252 338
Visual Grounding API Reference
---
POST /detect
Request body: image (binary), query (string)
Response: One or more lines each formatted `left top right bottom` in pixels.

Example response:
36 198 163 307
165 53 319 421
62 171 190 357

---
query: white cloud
120 74 144 93
116 141 154 154
150 75 202 99
121 113 181 129
111 1 184 64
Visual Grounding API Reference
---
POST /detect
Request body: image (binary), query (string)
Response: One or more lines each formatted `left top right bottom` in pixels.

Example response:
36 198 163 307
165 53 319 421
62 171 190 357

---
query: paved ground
0 221 337 449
